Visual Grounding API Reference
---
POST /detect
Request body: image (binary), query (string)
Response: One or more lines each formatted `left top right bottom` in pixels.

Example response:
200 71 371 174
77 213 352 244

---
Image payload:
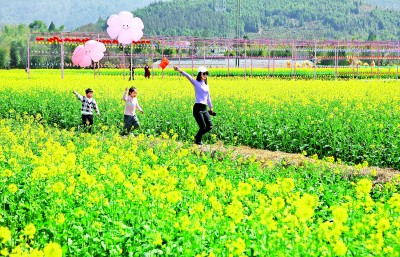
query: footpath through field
197 142 400 184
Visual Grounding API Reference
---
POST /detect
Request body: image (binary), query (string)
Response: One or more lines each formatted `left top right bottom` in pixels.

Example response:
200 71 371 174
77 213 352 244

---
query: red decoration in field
72 40 106 67
35 36 150 46
159 57 170 69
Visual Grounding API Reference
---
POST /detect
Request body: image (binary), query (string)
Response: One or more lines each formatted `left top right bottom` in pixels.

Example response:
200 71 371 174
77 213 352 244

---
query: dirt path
198 142 400 184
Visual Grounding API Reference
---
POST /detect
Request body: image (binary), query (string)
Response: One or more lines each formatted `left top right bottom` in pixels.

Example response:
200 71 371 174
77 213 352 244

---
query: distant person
144 64 151 79
73 88 100 132
173 66 216 145
121 86 144 137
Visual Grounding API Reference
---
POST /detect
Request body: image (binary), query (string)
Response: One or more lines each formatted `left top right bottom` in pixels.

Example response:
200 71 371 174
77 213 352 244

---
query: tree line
0 21 65 69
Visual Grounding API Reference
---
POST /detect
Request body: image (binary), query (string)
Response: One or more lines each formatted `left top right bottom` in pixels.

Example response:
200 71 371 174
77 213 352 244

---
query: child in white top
121 86 144 136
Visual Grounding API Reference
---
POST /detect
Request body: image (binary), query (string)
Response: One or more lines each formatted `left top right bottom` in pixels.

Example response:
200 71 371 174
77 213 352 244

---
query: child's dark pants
82 114 93 132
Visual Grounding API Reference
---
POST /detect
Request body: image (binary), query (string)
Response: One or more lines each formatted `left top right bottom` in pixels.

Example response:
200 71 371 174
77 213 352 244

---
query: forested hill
130 0 400 40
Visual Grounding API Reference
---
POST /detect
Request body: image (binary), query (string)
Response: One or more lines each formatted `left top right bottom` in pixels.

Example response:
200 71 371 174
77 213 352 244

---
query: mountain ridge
0 0 399 40
0 0 168 30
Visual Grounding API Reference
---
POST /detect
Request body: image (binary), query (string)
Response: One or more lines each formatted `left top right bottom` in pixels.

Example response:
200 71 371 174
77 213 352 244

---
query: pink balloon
72 40 106 67
106 11 144 45
85 40 106 62
72 46 88 67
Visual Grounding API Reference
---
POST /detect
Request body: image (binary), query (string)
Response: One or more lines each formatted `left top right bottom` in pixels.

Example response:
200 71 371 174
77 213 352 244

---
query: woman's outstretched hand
173 66 181 72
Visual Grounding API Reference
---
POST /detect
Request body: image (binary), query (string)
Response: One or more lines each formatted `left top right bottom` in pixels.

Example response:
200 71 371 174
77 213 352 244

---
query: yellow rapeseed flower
8 184 18 194
187 163 198 173
179 148 189 157
226 199 244 224
24 223 36 239
237 182 252 196
281 178 295 193
43 242 62 257
2 169 13 177
356 178 372 195
166 190 182 204
65 153 76 167
332 206 348 223
311 154 319 160
75 209 85 217
51 182 65 193
271 197 285 211
108 146 118 155
265 183 279 195
205 180 216 193
185 176 197 191
30 249 44 257
295 205 314 222
152 232 163 245
198 165 208 181
208 252 216 257
376 218 390 232
110 164 125 183
179 215 191 231
55 213 65 225
0 226 11 243
325 156 335 163
91 221 103 231
230 238 246 256
299 193 317 209
388 193 400 212
333 240 348 256
0 249 9 256
31 166 50 181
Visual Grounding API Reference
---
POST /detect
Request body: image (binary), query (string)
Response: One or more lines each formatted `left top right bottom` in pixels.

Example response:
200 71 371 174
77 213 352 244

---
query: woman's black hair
196 73 208 84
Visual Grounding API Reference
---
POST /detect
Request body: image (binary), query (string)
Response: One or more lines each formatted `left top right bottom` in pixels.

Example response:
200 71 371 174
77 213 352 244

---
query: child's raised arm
73 91 83 101
122 88 128 102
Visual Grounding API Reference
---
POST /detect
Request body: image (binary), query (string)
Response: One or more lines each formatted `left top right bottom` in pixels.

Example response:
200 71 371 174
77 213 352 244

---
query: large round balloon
106 11 144 45
72 40 106 67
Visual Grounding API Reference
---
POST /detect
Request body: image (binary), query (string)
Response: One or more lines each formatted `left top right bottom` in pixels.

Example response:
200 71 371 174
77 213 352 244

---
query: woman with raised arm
173 66 216 145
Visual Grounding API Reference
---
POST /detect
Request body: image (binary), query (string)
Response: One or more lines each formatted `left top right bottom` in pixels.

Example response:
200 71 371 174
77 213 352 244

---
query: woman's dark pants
193 103 213 144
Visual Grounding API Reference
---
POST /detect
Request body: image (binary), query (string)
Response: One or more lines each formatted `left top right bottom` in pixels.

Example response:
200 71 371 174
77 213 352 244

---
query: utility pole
236 0 241 67
27 33 30 79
